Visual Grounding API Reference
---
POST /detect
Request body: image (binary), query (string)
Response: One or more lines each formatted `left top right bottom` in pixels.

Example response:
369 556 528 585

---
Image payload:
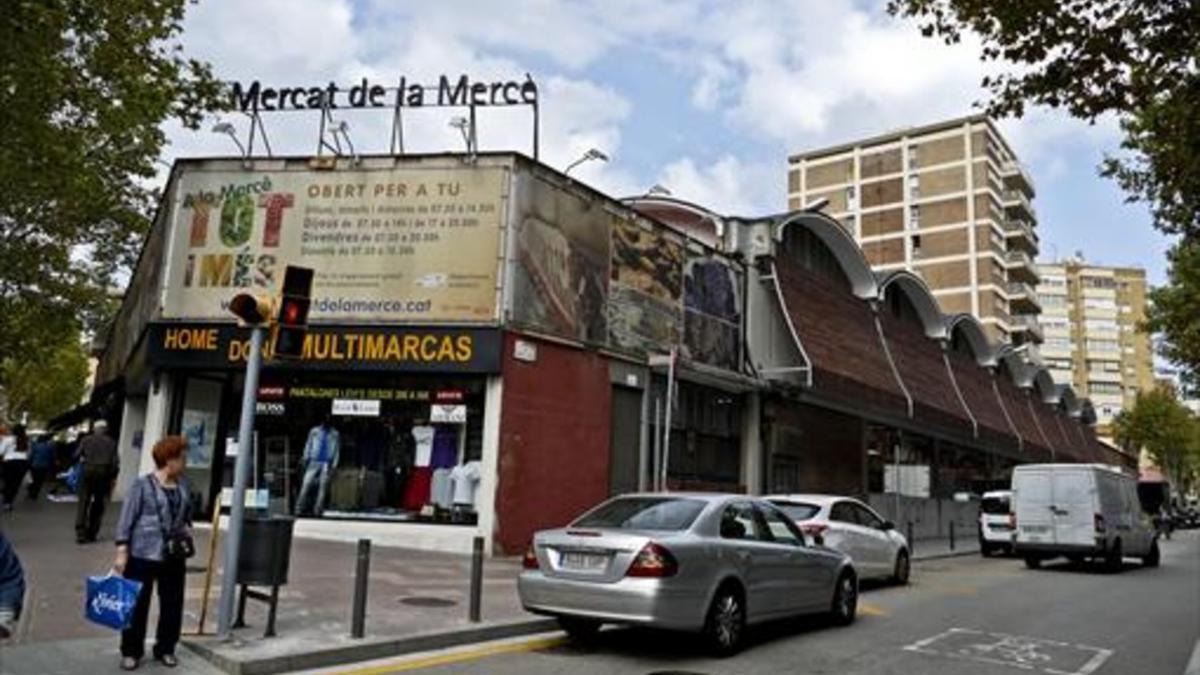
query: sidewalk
910 535 981 561
0 500 545 675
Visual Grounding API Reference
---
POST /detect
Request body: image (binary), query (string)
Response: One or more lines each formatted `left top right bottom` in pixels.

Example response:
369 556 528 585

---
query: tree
1 330 90 426
1113 387 1199 490
0 0 225 362
887 0 1200 384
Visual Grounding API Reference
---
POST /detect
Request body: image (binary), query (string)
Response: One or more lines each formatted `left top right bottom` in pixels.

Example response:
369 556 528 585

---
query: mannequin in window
296 416 340 516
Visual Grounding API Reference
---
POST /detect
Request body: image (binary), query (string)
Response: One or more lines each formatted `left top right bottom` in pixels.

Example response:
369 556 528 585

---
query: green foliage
1113 387 1200 489
1 330 90 426
0 0 225 360
888 0 1200 387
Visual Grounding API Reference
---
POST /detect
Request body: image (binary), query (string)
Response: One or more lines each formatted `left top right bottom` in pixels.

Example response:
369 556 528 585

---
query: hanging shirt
411 426 435 467
430 468 453 509
450 461 482 506
430 428 458 469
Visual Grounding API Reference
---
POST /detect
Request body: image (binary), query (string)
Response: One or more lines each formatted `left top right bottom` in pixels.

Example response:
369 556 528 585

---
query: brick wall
495 333 611 554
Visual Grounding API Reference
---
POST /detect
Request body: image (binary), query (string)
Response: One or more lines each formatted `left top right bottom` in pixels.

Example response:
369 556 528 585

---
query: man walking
75 420 119 544
26 433 56 500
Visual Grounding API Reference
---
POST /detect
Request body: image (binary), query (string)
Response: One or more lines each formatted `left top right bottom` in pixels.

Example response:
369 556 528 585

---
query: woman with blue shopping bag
112 436 194 671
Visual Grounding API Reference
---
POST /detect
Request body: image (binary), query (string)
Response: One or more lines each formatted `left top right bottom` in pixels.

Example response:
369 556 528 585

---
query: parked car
518 493 859 656
978 490 1015 557
1012 463 1160 572
764 494 909 584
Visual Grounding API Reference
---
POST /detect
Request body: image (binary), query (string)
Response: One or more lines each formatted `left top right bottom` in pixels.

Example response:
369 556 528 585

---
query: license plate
561 552 608 571
1022 525 1050 533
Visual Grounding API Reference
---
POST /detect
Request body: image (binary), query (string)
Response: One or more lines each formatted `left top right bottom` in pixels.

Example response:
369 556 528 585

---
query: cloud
657 155 782 217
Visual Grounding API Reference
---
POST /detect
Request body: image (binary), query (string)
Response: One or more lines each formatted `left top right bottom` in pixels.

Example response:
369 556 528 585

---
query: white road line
1185 638 1200 675
1074 648 1114 675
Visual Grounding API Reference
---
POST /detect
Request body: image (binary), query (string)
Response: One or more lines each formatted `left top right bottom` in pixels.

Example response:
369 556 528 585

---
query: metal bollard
949 521 956 551
351 539 371 639
468 536 484 623
907 521 915 555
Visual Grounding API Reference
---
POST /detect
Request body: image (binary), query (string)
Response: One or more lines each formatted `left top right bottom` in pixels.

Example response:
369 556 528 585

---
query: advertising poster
162 165 507 322
510 175 609 343
683 255 742 371
608 217 684 352
180 409 218 469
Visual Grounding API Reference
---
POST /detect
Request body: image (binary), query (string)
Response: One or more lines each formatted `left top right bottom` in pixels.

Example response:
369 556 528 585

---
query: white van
978 490 1014 556
1012 464 1159 571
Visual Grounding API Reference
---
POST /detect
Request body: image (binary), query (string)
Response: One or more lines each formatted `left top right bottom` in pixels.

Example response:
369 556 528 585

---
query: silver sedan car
517 493 858 655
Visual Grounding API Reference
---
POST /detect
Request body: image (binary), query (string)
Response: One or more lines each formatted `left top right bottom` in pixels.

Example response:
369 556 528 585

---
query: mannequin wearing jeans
296 420 339 516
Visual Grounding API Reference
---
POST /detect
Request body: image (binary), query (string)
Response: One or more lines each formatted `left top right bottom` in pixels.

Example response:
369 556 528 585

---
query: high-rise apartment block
787 115 1041 348
1036 259 1155 434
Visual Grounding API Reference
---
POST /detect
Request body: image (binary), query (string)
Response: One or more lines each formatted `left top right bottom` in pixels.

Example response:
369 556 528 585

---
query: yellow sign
162 165 506 321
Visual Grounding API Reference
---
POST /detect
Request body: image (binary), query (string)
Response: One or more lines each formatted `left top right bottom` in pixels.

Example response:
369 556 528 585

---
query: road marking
328 634 567 674
902 627 1113 675
859 603 888 617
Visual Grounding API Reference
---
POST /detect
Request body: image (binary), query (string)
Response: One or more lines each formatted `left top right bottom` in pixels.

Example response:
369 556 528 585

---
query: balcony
1007 280 1042 313
1000 161 1035 197
1003 217 1039 254
1005 248 1040 284
1010 314 1045 344
1003 189 1037 222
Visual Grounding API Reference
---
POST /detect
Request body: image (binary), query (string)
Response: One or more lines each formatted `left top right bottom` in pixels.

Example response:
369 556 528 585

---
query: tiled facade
787 115 1041 348
1036 260 1156 436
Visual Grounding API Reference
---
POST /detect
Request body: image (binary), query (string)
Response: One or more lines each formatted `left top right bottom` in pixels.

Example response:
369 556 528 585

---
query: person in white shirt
0 426 30 512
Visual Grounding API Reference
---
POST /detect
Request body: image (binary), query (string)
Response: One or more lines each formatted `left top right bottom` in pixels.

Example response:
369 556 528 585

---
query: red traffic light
228 293 273 325
280 297 309 325
274 265 314 360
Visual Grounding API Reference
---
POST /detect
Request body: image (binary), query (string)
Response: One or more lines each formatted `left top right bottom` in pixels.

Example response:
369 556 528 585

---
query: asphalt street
329 530 1200 675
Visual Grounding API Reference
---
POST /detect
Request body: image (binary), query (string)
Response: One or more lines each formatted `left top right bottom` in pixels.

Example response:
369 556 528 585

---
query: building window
908 205 920 230
907 146 919 169
1086 339 1119 352
908 175 920 201
845 185 857 209
911 235 922 258
1089 382 1121 395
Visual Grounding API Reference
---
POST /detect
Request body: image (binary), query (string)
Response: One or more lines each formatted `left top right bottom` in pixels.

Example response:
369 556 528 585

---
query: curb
183 618 559 675
912 548 981 562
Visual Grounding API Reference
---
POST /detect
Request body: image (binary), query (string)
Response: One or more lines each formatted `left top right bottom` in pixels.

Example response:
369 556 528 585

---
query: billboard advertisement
162 164 507 321
510 174 609 343
608 216 684 352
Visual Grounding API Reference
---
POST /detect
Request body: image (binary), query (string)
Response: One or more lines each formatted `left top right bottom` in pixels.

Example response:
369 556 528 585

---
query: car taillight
626 543 678 578
1094 514 1106 533
522 544 539 570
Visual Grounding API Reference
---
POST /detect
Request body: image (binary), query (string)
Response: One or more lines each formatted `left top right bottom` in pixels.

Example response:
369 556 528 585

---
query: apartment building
787 115 1041 347
1036 259 1155 435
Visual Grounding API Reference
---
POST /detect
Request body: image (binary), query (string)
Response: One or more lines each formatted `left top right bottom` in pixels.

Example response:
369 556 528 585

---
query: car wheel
829 571 858 626
980 542 994 558
557 617 601 642
704 584 746 657
893 549 910 585
1142 539 1160 568
1024 556 1041 569
1104 539 1123 574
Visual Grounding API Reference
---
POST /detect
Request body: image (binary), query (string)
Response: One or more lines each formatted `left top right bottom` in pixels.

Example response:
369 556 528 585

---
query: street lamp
646 184 671 197
803 197 831 212
211 122 247 157
449 116 472 152
564 148 608 175
328 120 358 163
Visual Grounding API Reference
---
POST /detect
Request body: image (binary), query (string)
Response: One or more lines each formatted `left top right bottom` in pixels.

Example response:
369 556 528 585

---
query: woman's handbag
84 573 143 631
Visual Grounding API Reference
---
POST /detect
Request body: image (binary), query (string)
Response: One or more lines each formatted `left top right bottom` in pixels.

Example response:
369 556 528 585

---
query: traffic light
273 265 314 359
228 293 274 326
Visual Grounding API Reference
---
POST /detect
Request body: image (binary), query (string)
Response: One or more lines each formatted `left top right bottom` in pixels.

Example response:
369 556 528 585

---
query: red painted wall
495 333 612 554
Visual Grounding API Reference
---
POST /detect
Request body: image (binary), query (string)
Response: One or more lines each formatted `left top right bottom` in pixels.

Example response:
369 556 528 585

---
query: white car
1013 464 1160 571
978 490 1015 557
766 494 910 584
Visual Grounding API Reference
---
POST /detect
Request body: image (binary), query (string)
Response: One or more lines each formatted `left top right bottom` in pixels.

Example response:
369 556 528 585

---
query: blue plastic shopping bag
64 463 82 493
84 573 143 631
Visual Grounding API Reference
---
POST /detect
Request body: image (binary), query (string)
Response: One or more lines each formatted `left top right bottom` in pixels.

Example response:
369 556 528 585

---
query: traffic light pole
217 325 266 638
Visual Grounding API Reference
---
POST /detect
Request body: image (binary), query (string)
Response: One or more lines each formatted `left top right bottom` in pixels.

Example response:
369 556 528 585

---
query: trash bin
237 516 294 586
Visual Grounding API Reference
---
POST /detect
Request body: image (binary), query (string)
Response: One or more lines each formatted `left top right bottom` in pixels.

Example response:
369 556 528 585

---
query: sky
161 0 1171 284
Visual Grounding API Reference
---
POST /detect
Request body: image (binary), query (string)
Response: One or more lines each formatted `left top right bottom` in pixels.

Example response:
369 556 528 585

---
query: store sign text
231 75 538 113
149 324 502 374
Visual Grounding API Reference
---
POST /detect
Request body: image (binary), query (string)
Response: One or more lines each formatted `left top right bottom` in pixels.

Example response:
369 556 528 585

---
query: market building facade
92 151 1131 556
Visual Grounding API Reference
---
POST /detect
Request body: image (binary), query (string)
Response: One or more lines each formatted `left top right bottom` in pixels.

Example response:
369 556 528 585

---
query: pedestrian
27 433 56 501
113 435 193 671
75 420 120 543
0 425 30 511
0 528 24 639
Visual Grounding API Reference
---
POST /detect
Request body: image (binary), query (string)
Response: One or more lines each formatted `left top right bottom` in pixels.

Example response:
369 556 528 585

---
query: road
327 530 1200 675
